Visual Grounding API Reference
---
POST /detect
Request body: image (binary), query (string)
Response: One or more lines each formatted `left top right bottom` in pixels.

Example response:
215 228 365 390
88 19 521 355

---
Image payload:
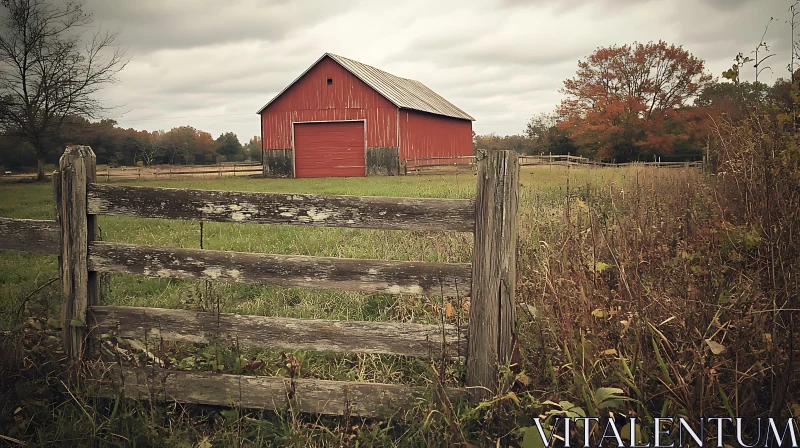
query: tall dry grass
514 120 799 444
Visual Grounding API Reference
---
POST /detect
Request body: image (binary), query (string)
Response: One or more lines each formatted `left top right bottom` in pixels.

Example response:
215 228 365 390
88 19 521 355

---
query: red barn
257 53 475 178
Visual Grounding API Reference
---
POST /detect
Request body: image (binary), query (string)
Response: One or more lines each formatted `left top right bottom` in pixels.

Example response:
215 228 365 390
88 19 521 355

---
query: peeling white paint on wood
87 241 472 297
87 184 475 232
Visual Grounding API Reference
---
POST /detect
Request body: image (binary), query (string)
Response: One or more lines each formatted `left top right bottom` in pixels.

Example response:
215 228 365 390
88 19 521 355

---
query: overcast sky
87 0 790 141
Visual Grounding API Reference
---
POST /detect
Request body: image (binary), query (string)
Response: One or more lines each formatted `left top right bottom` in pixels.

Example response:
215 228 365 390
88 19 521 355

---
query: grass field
0 165 629 331
1 165 722 446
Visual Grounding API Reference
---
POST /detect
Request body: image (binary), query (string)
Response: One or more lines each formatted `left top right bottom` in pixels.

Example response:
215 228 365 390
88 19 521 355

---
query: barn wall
261 57 398 151
398 110 473 161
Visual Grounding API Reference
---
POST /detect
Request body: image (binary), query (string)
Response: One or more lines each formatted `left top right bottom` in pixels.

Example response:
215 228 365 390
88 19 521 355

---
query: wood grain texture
86 152 100 311
52 171 61 226
87 183 475 232
0 218 59 255
466 150 519 400
59 146 97 362
91 364 467 417
88 241 471 297
90 306 467 358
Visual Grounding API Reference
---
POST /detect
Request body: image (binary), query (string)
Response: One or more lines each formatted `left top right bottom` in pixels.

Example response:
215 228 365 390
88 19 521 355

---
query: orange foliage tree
558 41 712 161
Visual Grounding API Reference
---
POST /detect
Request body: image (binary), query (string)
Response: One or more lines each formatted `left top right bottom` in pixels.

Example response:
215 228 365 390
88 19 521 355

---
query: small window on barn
327 78 333 85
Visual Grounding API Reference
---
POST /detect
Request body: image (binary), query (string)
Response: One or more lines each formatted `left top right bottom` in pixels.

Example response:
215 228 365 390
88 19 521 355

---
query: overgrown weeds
516 110 800 444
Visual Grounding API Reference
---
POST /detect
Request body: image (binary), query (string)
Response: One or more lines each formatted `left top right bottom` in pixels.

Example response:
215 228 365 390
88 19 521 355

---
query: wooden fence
98 162 263 181
402 156 477 174
1 162 264 182
402 153 703 174
0 146 519 417
518 154 703 169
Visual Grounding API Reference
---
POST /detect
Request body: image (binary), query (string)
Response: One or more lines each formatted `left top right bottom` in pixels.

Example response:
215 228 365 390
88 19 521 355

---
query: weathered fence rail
0 146 520 416
3 163 263 182
99 365 468 416
401 153 702 175
518 154 703 168
0 217 59 254
87 183 475 231
90 306 467 358
87 241 472 296
402 156 477 174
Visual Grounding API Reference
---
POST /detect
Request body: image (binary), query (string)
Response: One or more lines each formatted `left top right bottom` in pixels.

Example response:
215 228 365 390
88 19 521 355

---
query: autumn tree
162 126 215 165
558 41 712 161
0 0 127 180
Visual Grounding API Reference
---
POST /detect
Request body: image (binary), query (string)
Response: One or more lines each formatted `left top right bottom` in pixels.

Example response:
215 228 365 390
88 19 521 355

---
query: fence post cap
62 145 95 155
60 146 96 166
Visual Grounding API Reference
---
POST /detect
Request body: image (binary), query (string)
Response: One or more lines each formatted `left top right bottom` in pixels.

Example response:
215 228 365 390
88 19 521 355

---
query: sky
85 0 791 141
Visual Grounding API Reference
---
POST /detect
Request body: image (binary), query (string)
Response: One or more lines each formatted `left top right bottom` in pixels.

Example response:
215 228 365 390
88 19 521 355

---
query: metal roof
257 53 475 121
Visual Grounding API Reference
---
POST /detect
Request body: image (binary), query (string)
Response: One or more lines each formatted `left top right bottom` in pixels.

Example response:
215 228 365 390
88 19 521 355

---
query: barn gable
259 54 474 178
258 53 474 121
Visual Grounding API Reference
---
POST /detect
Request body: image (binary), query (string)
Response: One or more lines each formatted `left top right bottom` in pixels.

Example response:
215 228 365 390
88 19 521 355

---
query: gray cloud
84 0 346 55
76 0 791 141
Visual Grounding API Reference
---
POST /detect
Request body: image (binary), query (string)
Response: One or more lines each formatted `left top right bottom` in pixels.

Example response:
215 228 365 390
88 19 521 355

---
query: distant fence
518 154 703 169
402 153 703 174
0 147 519 416
97 162 263 181
402 156 477 174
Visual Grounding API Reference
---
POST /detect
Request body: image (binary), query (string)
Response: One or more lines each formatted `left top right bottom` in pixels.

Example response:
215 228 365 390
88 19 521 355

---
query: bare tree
137 130 163 166
0 0 127 180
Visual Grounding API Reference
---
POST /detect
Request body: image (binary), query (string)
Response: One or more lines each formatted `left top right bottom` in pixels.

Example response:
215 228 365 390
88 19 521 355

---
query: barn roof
257 53 475 121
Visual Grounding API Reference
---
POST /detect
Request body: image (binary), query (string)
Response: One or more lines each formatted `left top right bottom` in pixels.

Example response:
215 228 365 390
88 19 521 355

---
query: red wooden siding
399 110 473 160
294 122 365 178
261 57 398 150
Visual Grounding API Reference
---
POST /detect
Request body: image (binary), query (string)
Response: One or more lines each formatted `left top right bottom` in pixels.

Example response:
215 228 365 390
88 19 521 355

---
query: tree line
474 41 793 163
0 116 261 171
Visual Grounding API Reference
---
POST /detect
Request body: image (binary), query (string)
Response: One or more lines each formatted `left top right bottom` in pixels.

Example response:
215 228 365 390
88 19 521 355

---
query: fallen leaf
704 339 726 355
592 261 611 273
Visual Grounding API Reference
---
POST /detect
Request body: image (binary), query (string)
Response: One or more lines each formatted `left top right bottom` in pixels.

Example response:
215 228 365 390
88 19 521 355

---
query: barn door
293 121 366 178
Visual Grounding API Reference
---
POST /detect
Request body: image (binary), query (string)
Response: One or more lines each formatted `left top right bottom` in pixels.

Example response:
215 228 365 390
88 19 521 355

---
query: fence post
467 150 519 401
59 145 98 364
